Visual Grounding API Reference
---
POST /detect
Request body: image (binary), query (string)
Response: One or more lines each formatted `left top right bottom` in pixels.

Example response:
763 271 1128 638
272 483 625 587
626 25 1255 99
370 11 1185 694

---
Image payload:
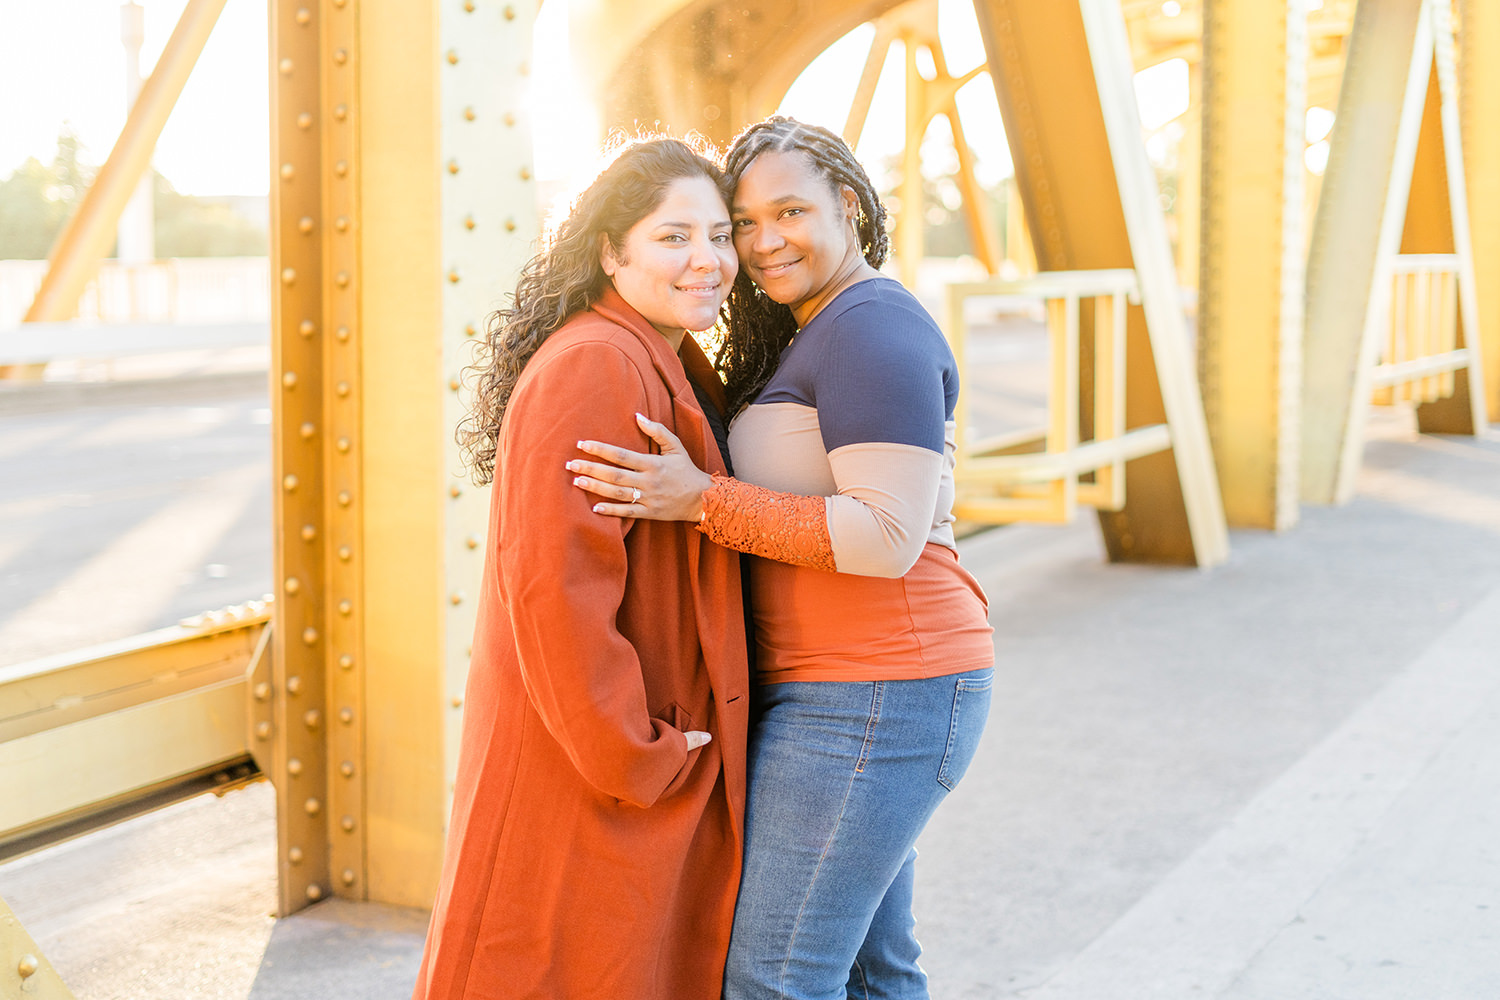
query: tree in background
0 128 266 260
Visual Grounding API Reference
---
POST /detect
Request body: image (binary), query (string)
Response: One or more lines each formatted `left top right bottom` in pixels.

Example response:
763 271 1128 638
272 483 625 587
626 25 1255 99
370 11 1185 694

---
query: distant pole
119 1 155 265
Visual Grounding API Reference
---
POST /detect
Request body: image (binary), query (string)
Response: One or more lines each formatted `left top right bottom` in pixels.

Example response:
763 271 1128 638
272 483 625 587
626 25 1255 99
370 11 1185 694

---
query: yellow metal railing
944 270 1171 524
1371 254 1470 405
0 601 270 860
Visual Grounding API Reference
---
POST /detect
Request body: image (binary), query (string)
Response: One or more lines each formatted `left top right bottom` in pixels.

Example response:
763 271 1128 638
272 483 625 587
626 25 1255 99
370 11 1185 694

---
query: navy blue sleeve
814 295 956 454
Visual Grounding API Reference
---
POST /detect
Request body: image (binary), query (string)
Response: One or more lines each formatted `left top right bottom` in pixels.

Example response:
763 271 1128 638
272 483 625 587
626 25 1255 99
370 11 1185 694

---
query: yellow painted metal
0 607 267 856
973 0 1228 566
1302 0 1429 505
1460 0 1500 420
1404 5 1489 437
15 0 227 329
1197 0 1307 530
1174 61 1201 292
269 0 333 916
945 270 1168 524
1303 0 1486 504
1 896 75 1000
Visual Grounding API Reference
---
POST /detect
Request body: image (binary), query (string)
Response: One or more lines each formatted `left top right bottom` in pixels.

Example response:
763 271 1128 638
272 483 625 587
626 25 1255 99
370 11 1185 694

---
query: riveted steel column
1198 0 1307 530
269 0 331 915
1461 0 1500 421
320 0 365 903
1 896 74 999
973 0 1228 566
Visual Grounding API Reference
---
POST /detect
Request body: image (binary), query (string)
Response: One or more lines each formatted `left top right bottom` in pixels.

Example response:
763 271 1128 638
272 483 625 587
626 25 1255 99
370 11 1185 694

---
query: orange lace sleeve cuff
696 475 837 573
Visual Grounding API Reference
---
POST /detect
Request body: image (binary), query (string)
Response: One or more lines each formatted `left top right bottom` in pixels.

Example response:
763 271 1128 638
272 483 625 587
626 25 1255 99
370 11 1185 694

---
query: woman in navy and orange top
571 117 994 1000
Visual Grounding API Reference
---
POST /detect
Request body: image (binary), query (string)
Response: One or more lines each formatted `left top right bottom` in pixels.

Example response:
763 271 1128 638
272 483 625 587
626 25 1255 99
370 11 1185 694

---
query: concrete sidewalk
3 414 1496 999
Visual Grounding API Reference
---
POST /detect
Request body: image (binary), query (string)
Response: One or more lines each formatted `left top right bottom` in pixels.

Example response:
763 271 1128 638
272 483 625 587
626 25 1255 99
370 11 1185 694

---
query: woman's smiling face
602 175 737 341
731 150 864 327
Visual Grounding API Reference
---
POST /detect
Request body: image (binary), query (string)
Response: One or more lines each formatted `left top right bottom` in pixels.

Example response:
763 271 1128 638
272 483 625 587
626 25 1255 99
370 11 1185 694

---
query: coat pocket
654 701 694 734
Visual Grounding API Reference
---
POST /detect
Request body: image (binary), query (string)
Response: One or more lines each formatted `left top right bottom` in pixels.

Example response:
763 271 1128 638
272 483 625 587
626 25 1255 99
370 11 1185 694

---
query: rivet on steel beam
335 160 348 177
337 436 350 453
339 706 353 724
295 7 311 25
340 760 355 777
256 720 272 740
333 0 346 8
448 159 460 175
451 696 463 708
464 107 476 122
450 484 462 498
449 378 461 392
463 215 475 230
305 708 322 729
447 49 459 65
505 218 517 232
298 217 314 235
334 103 348 122
337 545 352 562
464 324 477 337
465 534 479 549
18 954 39 979
289 846 304 864
519 61 530 77
333 47 348 65
464 0 475 10
704 104 722 122
338 599 352 616
283 371 298 389
307 884 323 902
299 421 315 439
279 57 294 75
519 166 531 181
505 6 516 21
341 868 356 886
299 318 315 336
336 271 350 288
283 474 299 491
337 490 351 507
297 112 313 130
448 269 461 284
285 576 301 595
450 592 464 606
305 797 321 816
335 381 350 399
286 674 302 694
301 523 317 542
336 324 350 341
302 626 319 646
288 757 303 775
503 112 516 127
338 653 354 670
280 163 295 181
281 268 297 285
341 815 356 832
335 216 349 233
254 682 271 701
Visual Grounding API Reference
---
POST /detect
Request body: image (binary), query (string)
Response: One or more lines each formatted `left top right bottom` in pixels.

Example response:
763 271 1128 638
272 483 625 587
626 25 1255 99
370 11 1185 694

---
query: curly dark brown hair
717 116 891 414
456 136 726 485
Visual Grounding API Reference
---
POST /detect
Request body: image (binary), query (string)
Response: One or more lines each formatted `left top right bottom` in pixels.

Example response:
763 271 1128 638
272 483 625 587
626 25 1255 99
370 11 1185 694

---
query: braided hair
718 116 891 414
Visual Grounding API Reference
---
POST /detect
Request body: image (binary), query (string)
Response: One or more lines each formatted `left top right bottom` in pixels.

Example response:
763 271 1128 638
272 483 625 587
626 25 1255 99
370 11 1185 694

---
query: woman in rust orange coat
411 138 750 1000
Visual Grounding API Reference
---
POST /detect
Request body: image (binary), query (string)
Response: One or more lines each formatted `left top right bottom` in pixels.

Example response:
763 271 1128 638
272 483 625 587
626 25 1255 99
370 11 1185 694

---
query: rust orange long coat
413 288 750 1000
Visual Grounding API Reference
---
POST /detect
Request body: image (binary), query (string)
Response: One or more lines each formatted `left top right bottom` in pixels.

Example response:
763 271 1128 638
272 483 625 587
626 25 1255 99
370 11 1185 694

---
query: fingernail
565 461 578 472
635 412 647 422
592 504 604 513
573 476 586 486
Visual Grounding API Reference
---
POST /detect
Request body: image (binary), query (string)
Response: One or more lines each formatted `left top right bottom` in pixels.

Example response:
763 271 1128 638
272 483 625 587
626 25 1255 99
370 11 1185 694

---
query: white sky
0 0 1190 199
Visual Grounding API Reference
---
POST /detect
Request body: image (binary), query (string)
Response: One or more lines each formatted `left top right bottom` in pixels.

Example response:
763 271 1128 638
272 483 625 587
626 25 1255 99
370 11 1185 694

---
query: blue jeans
723 668 994 1000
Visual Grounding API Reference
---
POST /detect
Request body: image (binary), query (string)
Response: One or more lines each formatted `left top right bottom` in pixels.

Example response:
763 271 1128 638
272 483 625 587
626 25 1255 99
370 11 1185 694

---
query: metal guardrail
944 269 1173 524
0 601 272 861
1371 254 1470 404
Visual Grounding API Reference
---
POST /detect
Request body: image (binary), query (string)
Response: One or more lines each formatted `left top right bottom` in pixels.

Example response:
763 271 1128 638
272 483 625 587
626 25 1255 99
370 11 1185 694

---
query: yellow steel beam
1405 2 1488 436
1459 0 1500 420
1 896 74 999
1302 0 1429 504
1197 0 1307 530
974 0 1228 566
19 0 226 327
